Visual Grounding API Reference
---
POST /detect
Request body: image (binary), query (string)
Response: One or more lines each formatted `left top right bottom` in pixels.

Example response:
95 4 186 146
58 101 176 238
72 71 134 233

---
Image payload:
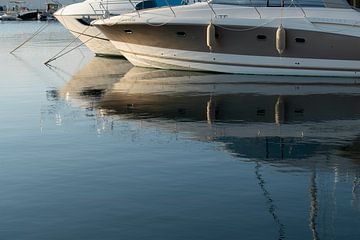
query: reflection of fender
206 96 217 125
275 96 284 125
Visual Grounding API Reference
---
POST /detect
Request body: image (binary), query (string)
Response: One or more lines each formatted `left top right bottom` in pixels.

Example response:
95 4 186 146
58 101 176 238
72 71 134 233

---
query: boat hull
96 20 360 76
55 15 122 57
112 42 360 77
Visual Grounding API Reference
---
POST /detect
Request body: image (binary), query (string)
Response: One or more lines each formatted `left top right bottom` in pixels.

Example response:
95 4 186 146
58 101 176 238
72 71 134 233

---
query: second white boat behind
54 0 134 57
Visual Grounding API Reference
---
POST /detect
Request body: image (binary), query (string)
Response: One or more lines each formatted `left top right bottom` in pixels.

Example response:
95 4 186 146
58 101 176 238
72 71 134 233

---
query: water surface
0 21 359 240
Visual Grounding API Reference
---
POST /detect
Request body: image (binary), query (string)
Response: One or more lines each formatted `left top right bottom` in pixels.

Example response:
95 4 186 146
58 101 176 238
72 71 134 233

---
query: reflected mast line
352 176 360 209
309 170 320 240
255 162 286 240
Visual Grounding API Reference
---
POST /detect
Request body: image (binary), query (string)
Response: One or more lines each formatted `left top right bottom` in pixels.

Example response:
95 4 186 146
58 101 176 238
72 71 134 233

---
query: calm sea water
0 21 359 240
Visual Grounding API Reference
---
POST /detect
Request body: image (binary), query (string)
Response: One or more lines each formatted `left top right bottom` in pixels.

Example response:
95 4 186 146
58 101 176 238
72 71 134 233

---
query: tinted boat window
257 34 267 40
295 37 306 43
76 17 96 26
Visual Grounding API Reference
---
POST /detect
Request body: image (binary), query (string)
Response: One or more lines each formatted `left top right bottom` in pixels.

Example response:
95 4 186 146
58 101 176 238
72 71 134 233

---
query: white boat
54 0 188 57
40 1 62 21
0 12 18 20
17 9 39 20
93 0 360 77
54 0 134 57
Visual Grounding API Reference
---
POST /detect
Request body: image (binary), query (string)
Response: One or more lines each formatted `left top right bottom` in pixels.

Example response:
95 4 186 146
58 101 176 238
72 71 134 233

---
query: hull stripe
69 30 110 41
119 48 360 73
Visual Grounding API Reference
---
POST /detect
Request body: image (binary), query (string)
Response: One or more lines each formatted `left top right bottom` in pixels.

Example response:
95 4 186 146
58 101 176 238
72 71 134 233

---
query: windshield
211 0 351 8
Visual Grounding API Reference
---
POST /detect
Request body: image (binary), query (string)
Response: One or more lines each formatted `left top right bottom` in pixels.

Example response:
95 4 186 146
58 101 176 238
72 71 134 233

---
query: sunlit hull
95 3 360 76
55 15 121 57
113 42 360 77
54 0 133 57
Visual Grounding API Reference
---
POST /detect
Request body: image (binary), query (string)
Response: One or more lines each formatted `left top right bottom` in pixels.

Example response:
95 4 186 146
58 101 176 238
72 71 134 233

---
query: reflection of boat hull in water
102 69 360 170
59 65 360 171
63 66 360 125
104 67 360 95
100 67 360 137
56 61 360 238
59 57 132 105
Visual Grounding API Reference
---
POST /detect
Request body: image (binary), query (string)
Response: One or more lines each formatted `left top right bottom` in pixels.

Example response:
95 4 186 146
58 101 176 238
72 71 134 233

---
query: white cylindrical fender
206 22 216 51
276 24 286 55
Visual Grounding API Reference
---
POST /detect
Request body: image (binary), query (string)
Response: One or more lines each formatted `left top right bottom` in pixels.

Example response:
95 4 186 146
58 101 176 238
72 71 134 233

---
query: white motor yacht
93 0 360 76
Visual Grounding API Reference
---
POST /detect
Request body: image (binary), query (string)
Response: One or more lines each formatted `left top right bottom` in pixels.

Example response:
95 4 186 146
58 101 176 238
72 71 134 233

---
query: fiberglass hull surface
55 15 122 57
95 4 360 76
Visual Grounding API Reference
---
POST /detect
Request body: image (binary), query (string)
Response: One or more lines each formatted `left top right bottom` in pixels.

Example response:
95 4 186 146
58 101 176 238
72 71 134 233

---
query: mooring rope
44 32 102 65
10 22 49 54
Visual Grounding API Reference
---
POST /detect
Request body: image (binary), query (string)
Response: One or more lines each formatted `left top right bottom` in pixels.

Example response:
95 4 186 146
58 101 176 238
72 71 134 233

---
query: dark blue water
0 21 359 240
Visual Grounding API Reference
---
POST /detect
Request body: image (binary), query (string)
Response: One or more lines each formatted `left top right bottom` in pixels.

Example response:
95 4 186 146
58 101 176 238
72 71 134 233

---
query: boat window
76 17 96 26
124 29 133 34
135 0 157 10
257 34 267 40
135 0 184 10
295 37 306 43
176 32 187 37
211 0 351 8
257 109 266 116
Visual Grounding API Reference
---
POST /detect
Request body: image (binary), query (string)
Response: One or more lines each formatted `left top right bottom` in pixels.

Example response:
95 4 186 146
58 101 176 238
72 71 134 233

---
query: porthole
176 32 186 37
124 29 133 34
257 35 267 40
257 109 266 116
295 38 306 43
294 108 304 115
